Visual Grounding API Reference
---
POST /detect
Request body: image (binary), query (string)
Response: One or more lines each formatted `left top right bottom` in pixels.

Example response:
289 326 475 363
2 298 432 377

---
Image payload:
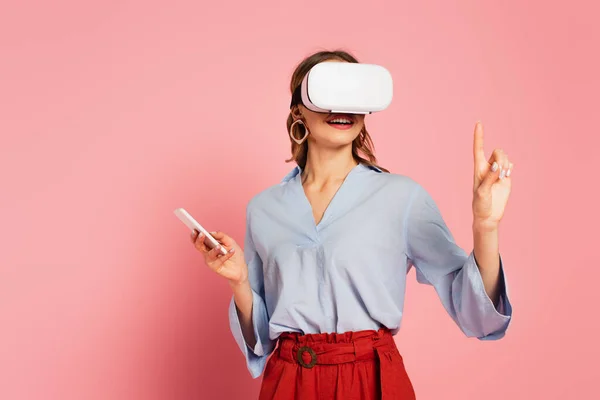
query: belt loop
280 338 294 362
353 337 372 362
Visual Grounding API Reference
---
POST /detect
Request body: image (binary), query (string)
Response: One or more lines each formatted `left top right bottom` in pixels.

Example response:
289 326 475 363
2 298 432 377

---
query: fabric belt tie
277 328 405 399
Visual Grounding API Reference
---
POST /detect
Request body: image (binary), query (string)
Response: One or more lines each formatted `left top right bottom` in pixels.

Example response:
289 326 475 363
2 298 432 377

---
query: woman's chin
310 137 357 149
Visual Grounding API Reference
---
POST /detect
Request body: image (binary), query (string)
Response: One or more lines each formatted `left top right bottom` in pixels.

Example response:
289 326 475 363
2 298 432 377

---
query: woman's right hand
190 230 248 286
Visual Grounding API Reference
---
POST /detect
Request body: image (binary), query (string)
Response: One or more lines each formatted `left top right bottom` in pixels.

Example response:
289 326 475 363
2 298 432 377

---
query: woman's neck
302 146 358 187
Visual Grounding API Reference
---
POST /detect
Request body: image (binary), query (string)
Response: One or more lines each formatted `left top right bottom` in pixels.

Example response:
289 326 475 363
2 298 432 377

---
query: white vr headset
290 62 393 114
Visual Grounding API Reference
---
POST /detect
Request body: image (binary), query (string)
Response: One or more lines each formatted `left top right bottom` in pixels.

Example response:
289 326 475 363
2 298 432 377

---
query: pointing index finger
473 121 486 166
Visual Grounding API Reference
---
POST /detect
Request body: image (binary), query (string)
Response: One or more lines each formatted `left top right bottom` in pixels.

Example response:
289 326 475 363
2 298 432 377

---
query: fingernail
500 169 506 179
507 169 511 177
229 248 235 253
492 162 498 172
215 245 220 250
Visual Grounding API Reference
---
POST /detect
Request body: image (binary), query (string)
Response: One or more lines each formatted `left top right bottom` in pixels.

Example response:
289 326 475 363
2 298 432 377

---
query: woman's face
298 106 365 149
296 59 365 149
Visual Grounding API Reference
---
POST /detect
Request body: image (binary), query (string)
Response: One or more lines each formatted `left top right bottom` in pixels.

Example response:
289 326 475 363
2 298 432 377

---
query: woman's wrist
472 218 499 234
228 272 250 290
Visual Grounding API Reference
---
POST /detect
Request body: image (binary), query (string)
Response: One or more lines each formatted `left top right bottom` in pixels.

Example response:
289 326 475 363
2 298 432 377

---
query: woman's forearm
229 278 257 349
472 222 502 306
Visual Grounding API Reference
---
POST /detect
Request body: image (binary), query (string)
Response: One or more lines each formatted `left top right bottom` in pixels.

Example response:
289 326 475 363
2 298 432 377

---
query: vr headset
290 62 393 114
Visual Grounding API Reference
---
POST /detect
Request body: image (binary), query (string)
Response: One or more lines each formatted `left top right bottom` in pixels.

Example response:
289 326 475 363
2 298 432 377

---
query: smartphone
174 208 228 255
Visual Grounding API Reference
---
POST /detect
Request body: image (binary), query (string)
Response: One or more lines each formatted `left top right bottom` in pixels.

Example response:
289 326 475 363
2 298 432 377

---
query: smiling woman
285 51 390 173
191 49 514 399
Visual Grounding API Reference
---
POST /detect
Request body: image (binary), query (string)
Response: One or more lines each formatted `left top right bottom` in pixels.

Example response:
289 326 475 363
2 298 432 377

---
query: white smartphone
174 207 228 255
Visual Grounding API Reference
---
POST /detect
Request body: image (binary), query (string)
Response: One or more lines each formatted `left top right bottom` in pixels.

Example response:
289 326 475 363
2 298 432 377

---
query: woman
191 50 513 399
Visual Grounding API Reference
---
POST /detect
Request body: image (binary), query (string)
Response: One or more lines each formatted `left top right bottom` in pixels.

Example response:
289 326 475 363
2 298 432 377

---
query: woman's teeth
328 119 353 124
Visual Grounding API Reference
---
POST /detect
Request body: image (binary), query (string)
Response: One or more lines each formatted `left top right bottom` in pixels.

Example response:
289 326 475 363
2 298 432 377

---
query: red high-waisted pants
259 327 416 400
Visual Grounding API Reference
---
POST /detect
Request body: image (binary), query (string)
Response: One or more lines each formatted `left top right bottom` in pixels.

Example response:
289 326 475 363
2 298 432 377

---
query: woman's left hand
472 121 513 231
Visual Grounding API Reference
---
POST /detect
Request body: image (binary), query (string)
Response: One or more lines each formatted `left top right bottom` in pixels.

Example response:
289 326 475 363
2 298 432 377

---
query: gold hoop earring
290 120 309 145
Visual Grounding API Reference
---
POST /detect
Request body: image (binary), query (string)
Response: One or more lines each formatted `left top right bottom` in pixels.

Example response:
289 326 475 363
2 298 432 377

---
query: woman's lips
326 113 355 130
327 121 354 130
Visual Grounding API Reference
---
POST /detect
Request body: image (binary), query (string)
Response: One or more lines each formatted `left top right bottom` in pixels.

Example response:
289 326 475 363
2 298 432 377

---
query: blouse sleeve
228 206 276 378
404 184 513 340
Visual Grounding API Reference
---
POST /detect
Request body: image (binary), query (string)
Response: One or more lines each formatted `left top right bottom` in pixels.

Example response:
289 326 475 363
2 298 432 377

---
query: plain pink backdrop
1 0 598 399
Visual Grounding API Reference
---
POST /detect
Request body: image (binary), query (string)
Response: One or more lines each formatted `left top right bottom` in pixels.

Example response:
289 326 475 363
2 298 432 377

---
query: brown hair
285 50 389 173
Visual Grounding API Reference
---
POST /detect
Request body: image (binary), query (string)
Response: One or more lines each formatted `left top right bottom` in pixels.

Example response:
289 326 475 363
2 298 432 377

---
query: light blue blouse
228 163 512 379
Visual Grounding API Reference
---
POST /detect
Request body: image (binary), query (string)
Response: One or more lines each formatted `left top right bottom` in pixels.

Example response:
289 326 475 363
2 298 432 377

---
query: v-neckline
296 163 363 230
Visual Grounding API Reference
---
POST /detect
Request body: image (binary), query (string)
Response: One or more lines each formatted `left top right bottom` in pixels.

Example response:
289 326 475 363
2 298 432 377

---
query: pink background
1 0 598 399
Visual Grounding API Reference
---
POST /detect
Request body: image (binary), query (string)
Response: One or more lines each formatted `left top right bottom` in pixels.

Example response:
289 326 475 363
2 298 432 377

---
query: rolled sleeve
452 252 512 340
228 289 273 378
227 205 275 378
405 183 513 340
